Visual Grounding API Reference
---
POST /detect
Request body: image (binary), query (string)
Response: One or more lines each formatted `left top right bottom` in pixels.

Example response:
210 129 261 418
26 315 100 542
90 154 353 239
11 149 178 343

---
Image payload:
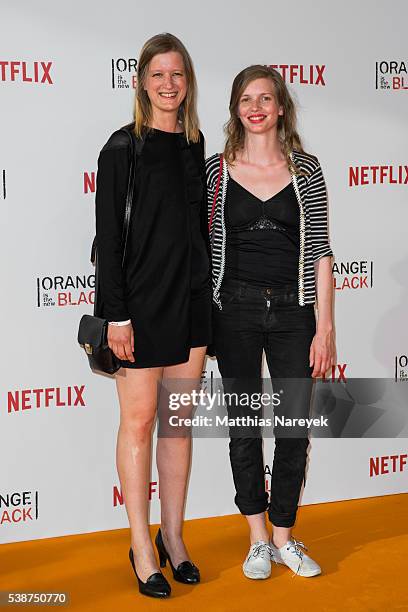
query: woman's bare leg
271 525 292 547
115 366 163 581
156 346 207 566
246 513 270 544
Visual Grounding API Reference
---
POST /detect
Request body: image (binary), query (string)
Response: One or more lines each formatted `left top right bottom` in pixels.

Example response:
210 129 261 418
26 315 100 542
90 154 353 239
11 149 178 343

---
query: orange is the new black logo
0 490 39 526
333 260 374 291
111 58 137 89
36 274 95 308
375 60 408 90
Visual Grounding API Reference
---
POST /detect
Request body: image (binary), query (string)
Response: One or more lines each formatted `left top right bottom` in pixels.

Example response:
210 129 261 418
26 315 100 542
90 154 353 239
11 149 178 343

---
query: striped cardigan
205 150 334 308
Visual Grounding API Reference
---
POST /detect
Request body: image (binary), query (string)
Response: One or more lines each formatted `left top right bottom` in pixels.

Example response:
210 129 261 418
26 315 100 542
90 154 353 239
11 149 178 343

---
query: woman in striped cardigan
206 65 335 579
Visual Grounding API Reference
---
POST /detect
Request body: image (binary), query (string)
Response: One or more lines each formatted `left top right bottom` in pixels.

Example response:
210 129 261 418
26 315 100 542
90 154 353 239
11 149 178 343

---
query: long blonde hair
224 65 305 173
134 33 200 143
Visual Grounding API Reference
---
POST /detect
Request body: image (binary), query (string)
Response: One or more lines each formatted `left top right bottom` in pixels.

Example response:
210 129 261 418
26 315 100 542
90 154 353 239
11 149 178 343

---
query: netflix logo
349 165 408 186
266 64 326 86
111 58 137 90
84 171 95 194
113 482 159 506
333 260 374 291
0 490 39 526
7 385 86 414
322 364 348 382
375 60 408 91
369 454 407 477
0 61 53 85
36 273 95 308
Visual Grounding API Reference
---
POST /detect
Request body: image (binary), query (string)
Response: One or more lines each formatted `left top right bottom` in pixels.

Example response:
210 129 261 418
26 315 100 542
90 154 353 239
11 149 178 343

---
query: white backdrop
1 0 407 544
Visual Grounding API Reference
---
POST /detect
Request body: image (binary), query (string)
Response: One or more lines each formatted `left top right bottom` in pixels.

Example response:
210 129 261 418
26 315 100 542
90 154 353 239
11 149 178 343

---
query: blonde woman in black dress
96 33 211 598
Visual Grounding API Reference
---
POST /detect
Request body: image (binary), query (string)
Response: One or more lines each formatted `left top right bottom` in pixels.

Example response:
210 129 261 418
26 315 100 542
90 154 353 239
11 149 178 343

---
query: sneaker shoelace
271 538 308 577
249 542 273 561
286 538 307 577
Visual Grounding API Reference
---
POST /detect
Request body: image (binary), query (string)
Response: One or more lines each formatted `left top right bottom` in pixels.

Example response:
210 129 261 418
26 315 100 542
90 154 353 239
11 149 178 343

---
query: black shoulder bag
77 125 144 374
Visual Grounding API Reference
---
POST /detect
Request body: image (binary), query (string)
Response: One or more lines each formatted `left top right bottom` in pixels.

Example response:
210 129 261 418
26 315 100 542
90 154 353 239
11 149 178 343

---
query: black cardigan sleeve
198 133 211 264
95 137 131 321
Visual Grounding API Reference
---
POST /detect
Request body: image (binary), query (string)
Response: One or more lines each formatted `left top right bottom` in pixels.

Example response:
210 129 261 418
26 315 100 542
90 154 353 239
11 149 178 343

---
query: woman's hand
107 323 135 363
309 327 336 378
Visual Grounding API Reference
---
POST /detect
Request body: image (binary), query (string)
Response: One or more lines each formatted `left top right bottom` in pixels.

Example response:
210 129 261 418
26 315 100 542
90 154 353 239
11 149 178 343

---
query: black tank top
224 176 300 287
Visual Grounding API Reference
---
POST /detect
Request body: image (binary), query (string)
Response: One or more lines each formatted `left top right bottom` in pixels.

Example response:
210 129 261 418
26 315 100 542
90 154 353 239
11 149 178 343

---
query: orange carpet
1 494 407 611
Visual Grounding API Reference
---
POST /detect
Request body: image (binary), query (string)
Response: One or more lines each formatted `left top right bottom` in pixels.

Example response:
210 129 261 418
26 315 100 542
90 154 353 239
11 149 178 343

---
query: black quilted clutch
78 314 119 375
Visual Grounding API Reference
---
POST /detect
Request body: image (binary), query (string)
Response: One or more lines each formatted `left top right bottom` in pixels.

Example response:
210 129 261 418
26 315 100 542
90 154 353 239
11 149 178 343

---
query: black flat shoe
129 547 171 598
155 528 200 584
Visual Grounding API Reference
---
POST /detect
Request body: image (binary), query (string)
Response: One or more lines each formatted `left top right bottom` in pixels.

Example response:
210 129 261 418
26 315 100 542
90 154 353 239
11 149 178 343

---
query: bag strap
92 126 145 316
208 153 223 233
93 251 100 317
120 128 145 267
90 127 145 266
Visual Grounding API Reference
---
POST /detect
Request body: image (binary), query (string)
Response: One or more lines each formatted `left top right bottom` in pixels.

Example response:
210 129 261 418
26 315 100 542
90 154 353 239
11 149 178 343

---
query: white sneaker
242 541 273 579
270 538 321 577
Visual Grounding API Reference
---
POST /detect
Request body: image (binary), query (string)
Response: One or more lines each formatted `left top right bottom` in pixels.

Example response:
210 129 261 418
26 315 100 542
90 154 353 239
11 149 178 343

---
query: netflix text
7 385 86 413
266 64 325 86
0 61 53 85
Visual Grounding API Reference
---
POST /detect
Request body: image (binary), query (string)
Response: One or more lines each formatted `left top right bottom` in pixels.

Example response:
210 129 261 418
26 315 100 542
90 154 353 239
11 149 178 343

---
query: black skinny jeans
214 279 316 528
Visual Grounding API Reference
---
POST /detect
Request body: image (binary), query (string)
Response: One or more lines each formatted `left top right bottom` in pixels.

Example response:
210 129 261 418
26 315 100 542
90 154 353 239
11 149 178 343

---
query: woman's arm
306 158 336 377
95 145 130 321
95 141 135 362
310 256 336 377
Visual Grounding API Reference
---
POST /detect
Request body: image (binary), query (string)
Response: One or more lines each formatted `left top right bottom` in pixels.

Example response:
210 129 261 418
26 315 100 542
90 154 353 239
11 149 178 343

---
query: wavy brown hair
224 65 305 173
134 33 200 143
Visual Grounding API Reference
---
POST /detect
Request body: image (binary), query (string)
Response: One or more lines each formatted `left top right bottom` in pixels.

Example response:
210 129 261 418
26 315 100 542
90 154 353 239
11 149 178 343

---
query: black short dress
95 127 212 368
